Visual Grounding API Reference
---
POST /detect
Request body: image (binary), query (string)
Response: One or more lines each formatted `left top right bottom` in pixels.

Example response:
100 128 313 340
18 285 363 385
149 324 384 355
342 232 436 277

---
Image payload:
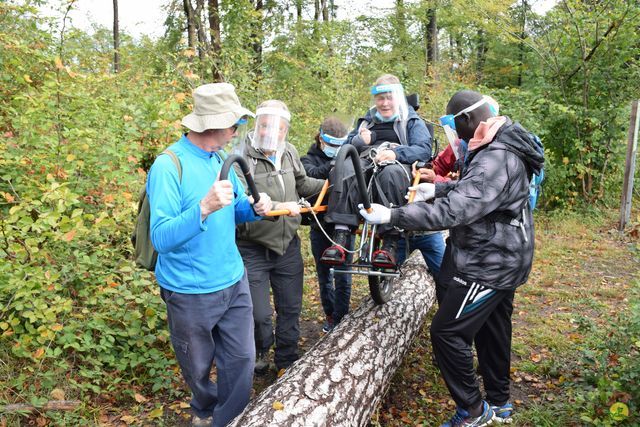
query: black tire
368 274 394 304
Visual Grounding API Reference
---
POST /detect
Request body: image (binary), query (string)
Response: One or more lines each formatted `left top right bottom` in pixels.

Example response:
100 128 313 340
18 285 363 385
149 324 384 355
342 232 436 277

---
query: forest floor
4 209 639 426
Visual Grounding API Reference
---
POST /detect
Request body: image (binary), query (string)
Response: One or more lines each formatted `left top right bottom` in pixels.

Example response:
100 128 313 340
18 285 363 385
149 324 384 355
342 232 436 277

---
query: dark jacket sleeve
301 150 332 179
390 149 509 230
393 118 432 164
347 118 371 152
291 146 325 198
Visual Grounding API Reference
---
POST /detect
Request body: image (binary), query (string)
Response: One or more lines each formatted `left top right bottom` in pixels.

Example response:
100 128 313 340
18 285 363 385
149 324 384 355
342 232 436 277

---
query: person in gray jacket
236 100 325 374
360 90 544 427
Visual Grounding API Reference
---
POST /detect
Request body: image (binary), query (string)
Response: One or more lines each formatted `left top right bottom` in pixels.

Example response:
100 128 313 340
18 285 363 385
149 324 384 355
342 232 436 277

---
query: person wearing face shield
321 74 438 269
359 90 544 426
234 100 325 375
300 116 355 333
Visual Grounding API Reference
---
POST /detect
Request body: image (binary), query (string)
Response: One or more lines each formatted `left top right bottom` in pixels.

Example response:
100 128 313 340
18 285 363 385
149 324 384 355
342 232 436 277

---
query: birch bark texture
229 252 436 427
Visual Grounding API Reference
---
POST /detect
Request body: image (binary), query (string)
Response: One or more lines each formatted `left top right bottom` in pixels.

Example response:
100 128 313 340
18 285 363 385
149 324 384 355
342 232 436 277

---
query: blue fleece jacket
147 135 259 294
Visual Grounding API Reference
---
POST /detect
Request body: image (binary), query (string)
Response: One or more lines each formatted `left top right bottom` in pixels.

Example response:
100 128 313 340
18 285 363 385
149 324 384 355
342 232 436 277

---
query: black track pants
430 276 515 410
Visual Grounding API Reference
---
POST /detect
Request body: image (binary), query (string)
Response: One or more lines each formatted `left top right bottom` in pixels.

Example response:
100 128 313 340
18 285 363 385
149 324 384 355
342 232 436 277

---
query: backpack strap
162 149 182 183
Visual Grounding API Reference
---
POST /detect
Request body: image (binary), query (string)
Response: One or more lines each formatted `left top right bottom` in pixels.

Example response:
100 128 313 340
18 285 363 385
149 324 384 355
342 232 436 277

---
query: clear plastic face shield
252 107 291 153
370 83 409 123
225 117 249 155
439 95 499 159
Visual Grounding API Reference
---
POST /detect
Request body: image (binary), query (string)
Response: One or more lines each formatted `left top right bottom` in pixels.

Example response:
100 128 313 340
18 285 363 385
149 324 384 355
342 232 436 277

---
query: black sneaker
321 229 350 265
372 234 399 268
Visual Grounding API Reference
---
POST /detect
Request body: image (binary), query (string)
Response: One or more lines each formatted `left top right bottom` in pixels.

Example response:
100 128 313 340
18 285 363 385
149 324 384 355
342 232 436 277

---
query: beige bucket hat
181 83 254 132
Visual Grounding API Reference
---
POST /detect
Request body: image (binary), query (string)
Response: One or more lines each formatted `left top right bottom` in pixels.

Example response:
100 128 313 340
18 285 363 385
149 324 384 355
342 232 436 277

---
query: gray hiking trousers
238 235 304 370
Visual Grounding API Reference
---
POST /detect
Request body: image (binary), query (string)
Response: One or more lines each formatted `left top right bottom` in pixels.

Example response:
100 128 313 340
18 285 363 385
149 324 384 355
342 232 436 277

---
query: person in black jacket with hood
360 90 544 427
301 117 354 332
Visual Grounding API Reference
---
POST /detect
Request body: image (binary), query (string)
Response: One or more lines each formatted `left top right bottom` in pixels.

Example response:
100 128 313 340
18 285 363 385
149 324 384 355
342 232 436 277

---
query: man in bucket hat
146 83 272 426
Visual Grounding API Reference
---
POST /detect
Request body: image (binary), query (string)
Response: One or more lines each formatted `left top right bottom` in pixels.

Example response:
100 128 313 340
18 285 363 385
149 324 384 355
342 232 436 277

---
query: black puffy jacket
300 143 332 228
390 118 544 290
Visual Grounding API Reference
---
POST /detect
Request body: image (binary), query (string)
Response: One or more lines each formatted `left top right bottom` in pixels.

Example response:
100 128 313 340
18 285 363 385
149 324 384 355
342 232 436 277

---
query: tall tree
112 0 119 73
314 0 320 21
183 0 197 54
321 0 329 21
251 0 264 79
425 7 437 72
207 0 222 81
517 0 527 86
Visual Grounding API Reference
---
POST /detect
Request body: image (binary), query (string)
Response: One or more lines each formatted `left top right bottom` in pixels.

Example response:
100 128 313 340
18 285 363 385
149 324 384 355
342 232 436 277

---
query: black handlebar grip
334 145 371 211
219 154 261 204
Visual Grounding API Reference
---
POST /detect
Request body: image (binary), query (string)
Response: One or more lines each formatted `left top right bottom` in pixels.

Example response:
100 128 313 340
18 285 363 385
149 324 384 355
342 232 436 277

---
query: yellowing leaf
2 192 14 203
50 388 65 400
123 115 133 122
179 402 190 409
175 92 186 103
183 49 196 57
51 323 63 332
54 57 64 70
120 415 136 425
66 154 76 162
272 401 284 411
148 406 164 418
63 230 76 242
33 347 45 359
184 70 199 80
134 393 147 403
562 157 569 165
23 74 32 83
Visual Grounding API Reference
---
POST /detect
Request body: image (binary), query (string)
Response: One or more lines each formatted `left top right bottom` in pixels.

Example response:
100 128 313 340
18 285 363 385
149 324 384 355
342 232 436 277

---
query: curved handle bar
219 154 261 204
334 145 372 212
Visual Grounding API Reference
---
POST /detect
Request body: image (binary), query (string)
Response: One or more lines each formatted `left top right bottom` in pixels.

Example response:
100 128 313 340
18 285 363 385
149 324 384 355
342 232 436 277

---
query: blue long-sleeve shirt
147 135 259 294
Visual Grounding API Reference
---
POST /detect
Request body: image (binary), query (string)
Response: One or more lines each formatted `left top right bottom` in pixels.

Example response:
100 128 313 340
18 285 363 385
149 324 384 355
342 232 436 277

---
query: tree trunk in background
321 0 329 21
395 0 409 81
425 7 437 73
314 0 320 21
476 28 487 80
518 0 527 87
207 0 222 81
228 253 436 426
183 0 197 55
251 0 263 80
296 0 303 23
113 0 119 73
195 0 208 62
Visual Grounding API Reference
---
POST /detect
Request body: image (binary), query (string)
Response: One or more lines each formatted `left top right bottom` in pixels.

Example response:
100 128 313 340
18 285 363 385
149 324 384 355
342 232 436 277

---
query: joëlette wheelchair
220 143 416 305
219 98 438 304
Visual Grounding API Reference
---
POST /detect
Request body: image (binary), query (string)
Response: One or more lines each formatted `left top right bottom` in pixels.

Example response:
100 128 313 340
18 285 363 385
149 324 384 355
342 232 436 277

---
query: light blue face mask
323 145 338 158
320 129 347 158
374 111 398 123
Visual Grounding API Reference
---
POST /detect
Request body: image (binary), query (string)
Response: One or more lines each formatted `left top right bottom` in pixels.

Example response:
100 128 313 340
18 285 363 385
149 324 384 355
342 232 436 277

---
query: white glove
358 203 391 225
250 192 272 216
407 183 435 202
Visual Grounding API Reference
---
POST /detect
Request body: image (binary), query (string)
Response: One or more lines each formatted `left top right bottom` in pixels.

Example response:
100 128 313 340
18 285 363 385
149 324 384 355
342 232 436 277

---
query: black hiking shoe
321 229 350 265
372 234 399 268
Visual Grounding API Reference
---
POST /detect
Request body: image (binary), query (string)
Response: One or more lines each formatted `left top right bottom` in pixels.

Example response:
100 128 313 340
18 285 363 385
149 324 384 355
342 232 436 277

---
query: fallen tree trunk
1 400 81 413
229 252 436 427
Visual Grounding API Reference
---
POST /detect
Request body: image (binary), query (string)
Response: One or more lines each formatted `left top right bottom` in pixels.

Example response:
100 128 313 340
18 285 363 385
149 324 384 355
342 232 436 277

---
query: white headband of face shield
255 107 291 122
453 95 499 118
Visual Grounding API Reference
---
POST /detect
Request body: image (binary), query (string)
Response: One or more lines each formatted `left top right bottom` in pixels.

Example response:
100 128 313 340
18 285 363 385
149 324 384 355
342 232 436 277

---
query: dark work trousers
430 274 515 411
238 235 304 370
433 238 454 304
161 272 254 426
325 157 411 236
309 227 354 324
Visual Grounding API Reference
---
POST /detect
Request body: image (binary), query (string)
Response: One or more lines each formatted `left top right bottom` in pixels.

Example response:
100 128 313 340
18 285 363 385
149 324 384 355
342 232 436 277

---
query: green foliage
1 0 638 421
